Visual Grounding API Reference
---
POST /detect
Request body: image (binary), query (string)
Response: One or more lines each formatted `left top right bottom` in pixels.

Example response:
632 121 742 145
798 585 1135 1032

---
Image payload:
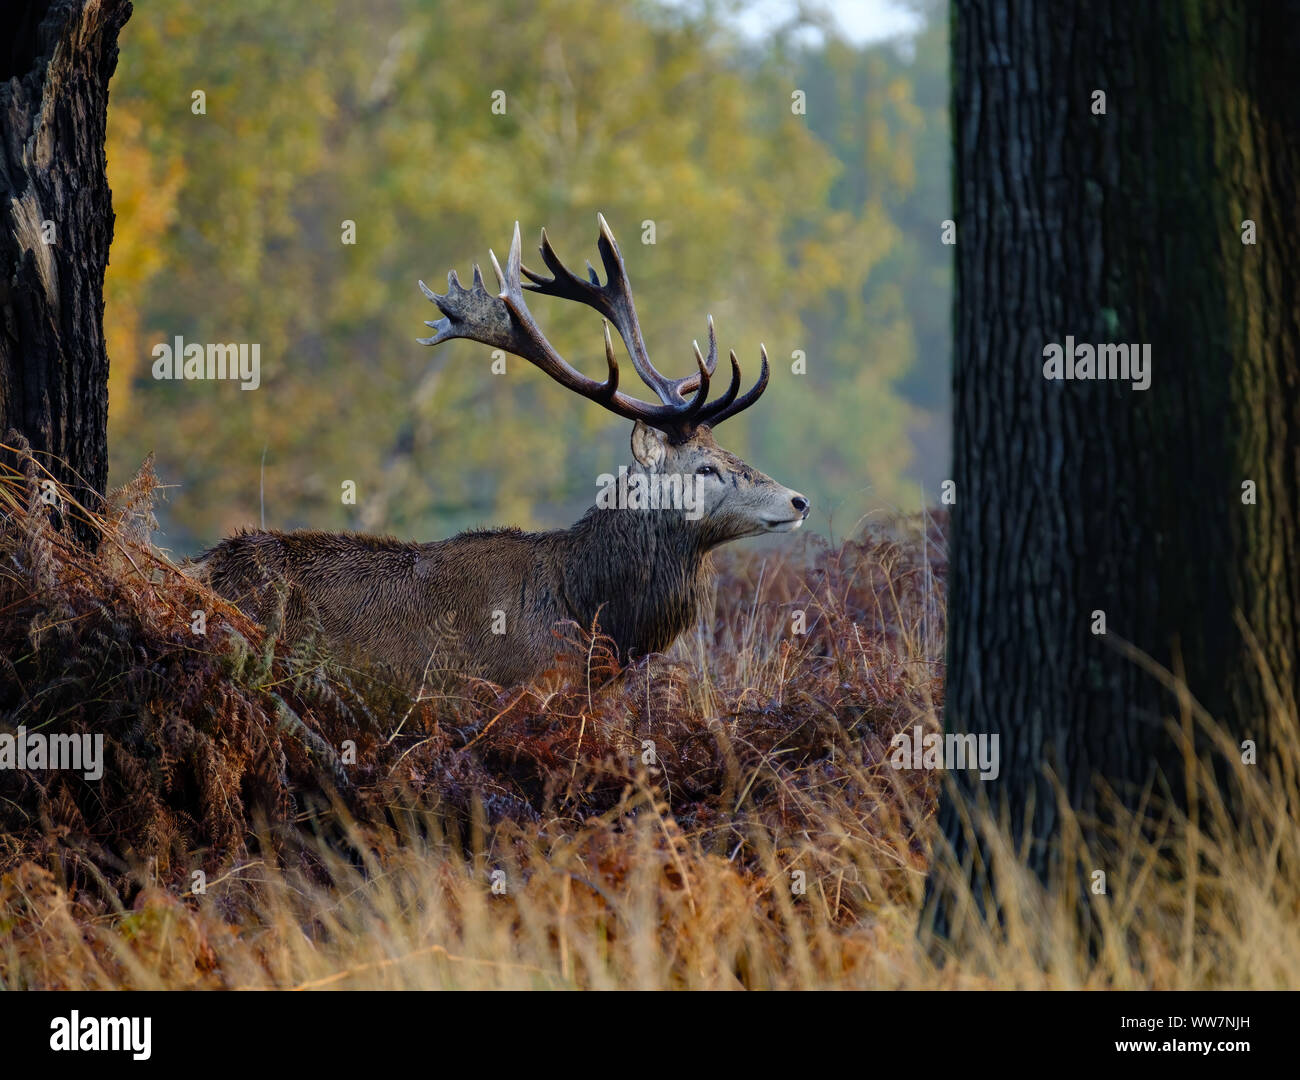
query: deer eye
696 465 716 477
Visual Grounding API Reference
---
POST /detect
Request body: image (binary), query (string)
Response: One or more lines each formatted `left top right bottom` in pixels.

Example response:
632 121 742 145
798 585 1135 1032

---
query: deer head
417 215 809 544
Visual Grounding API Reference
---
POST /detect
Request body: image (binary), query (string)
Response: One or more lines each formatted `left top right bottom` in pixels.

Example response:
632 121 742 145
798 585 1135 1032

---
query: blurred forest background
102 0 950 551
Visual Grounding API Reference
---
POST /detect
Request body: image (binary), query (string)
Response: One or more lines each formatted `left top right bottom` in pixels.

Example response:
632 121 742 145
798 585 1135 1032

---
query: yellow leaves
105 109 184 290
104 106 185 423
102 0 939 537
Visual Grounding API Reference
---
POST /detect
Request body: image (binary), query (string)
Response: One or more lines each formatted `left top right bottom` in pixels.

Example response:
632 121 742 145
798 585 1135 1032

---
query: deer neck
560 502 713 662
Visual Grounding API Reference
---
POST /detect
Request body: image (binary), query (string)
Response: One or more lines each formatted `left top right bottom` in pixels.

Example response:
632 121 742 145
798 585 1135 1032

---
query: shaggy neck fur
559 501 718 662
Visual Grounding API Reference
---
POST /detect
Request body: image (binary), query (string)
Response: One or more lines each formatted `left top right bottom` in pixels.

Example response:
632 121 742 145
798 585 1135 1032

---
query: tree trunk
0 0 132 549
929 1 1300 939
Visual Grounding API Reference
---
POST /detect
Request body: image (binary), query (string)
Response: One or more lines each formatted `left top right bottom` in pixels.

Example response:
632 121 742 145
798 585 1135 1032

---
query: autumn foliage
0 445 946 987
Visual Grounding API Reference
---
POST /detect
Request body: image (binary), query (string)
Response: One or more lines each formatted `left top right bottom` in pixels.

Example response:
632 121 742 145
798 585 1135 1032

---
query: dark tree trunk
928 1 1300 939
0 0 132 549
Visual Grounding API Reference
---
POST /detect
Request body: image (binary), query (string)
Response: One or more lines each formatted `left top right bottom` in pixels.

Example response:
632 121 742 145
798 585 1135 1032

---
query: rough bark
0 0 132 548
929 1 1300 939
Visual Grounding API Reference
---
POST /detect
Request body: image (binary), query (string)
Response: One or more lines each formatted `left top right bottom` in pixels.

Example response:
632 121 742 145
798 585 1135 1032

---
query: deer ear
630 421 667 470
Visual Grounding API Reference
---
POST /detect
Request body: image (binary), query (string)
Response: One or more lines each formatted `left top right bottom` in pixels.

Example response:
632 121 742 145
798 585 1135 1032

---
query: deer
194 215 809 689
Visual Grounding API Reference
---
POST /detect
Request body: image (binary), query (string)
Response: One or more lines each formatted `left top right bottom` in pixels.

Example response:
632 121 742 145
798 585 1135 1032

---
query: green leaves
106 0 943 544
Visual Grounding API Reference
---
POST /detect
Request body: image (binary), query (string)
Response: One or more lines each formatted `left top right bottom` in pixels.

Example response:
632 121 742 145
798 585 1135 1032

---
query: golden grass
1 444 1297 990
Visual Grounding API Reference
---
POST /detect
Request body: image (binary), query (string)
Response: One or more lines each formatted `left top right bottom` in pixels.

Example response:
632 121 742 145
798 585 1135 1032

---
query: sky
730 0 924 44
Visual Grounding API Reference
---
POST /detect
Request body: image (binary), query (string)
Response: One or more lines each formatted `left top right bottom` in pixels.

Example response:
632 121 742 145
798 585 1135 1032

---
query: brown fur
196 426 807 688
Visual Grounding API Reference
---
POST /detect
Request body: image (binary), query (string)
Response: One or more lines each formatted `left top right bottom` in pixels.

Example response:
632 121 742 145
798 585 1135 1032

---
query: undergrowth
3 442 1297 990
0 442 944 987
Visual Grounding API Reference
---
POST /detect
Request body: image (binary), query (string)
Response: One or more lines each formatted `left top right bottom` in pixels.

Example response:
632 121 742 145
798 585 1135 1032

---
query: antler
418 215 768 433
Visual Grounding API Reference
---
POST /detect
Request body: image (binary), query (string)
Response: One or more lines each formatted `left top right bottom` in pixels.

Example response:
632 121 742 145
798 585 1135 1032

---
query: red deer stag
196 216 809 687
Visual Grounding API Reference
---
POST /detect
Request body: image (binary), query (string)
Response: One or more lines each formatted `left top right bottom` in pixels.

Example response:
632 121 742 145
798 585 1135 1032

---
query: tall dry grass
1 444 1297 989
